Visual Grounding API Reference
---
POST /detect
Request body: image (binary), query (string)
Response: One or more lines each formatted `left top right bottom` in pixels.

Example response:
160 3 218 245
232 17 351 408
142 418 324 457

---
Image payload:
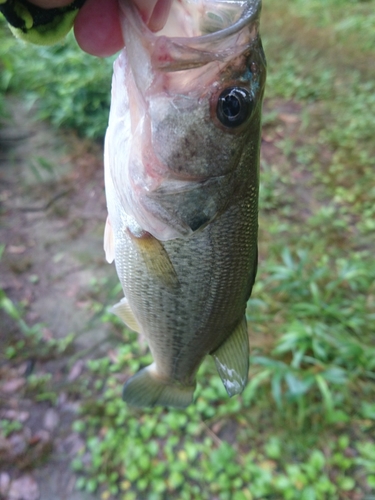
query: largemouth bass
104 0 266 408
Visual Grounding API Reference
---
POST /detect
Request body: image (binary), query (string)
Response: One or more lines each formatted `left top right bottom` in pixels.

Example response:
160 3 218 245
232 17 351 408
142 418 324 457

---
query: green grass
0 20 114 138
1 0 375 498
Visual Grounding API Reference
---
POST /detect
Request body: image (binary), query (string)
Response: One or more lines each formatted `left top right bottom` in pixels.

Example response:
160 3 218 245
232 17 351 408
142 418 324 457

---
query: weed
0 287 74 361
0 20 114 139
0 419 23 437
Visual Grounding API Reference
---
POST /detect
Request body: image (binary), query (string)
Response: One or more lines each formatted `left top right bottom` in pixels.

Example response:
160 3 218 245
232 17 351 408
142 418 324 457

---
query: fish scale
104 0 266 407
115 196 257 378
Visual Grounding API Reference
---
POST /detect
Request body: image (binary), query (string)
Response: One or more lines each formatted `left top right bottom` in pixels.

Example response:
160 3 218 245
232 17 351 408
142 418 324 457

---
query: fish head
107 0 266 239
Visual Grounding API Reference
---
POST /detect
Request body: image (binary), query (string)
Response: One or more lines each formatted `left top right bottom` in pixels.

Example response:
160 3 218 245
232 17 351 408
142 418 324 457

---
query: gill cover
106 0 266 241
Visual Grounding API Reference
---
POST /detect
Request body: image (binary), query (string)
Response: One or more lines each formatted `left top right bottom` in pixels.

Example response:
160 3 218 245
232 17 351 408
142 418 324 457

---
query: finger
131 0 159 24
74 0 124 57
148 0 173 32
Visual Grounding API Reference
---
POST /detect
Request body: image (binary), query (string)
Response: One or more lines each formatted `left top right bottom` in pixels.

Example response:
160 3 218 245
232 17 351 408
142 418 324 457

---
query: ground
1 18 374 493
0 98 114 500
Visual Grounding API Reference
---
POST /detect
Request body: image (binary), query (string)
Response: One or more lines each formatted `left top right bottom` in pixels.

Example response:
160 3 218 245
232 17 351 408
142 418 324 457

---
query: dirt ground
0 98 118 500
0 94 318 500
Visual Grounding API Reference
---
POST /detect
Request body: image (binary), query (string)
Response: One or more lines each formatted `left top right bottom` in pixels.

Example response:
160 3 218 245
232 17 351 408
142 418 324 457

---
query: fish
104 0 266 408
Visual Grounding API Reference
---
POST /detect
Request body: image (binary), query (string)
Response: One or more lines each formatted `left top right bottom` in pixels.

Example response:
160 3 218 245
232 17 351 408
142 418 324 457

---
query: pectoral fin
211 316 249 397
104 216 115 264
127 228 179 288
111 297 140 333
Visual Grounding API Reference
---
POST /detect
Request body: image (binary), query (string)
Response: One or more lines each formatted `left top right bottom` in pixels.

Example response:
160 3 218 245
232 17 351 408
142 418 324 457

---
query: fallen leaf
7 245 26 254
28 429 50 447
259 460 277 471
107 349 118 364
43 409 59 431
57 392 67 405
0 472 10 496
8 475 39 500
0 190 11 202
279 112 299 124
9 433 28 458
1 378 25 393
0 436 11 456
67 360 84 382
262 134 274 143
41 328 53 341
63 433 85 455
17 363 30 376
2 410 29 423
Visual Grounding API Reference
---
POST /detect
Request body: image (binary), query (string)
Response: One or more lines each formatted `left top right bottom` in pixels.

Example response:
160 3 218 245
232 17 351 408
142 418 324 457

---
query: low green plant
243 245 375 424
70 331 375 499
0 284 74 361
0 17 114 138
0 419 23 437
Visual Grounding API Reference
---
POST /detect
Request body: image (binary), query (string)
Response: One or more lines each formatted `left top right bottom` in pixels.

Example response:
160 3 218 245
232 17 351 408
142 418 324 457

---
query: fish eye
216 87 254 128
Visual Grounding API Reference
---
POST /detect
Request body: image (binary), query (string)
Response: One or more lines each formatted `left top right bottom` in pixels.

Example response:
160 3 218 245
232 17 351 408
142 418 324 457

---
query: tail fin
122 364 196 408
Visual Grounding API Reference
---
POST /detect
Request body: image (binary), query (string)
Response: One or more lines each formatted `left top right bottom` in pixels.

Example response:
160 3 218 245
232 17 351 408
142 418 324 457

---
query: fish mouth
119 0 262 72
109 0 265 241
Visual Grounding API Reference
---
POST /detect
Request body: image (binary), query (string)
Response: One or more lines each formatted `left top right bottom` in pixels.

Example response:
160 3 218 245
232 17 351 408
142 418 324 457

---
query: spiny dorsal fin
211 316 249 397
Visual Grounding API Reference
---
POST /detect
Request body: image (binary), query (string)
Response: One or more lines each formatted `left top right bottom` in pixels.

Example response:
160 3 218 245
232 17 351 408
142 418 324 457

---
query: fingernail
148 0 172 32
133 0 158 23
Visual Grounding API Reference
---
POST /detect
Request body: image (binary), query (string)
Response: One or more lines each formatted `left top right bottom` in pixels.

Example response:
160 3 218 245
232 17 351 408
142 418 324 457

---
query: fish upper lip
119 0 262 70
119 0 262 45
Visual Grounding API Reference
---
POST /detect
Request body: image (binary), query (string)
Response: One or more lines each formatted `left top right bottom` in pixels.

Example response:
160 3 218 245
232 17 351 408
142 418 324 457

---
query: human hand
29 0 172 56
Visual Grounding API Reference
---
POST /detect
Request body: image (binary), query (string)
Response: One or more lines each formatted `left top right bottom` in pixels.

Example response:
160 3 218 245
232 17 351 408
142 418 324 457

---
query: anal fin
211 316 249 397
123 364 196 408
111 297 141 333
